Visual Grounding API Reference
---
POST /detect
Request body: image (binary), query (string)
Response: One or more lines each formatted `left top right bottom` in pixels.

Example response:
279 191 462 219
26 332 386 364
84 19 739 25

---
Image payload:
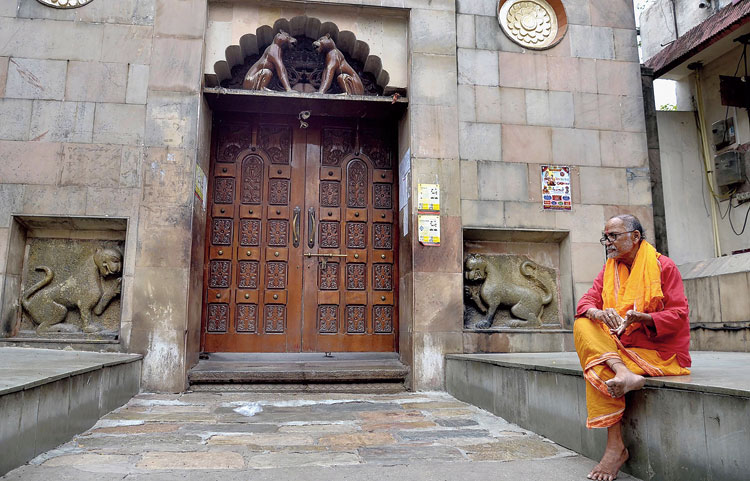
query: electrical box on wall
712 117 736 150
714 150 745 187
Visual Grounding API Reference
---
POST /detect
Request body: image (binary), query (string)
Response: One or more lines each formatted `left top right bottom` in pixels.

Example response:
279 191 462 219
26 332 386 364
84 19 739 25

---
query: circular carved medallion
498 0 560 50
36 0 94 8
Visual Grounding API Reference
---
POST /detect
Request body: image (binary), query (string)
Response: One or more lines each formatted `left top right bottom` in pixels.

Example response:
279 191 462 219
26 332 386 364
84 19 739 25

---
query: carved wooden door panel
202 114 397 353
301 120 398 352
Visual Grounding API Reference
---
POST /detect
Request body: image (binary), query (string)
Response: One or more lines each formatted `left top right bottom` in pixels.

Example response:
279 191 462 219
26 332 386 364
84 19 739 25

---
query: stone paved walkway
3 391 640 480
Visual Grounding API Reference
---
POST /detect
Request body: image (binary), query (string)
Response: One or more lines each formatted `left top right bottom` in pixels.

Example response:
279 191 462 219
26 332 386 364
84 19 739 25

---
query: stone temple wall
0 0 209 392
456 0 652 318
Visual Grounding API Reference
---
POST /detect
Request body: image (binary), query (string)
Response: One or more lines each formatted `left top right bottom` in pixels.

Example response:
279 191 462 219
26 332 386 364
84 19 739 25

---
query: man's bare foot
605 370 645 398
587 447 629 481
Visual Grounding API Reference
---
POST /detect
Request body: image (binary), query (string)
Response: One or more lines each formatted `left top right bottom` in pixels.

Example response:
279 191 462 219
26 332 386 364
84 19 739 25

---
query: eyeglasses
599 231 635 245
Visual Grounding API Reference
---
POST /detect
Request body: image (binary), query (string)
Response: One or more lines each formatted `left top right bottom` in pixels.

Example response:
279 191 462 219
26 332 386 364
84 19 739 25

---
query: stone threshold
188 352 409 386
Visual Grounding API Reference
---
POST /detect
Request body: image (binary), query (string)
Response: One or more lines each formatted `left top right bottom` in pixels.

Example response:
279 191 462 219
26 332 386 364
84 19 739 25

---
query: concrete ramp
0 347 141 475
446 351 750 481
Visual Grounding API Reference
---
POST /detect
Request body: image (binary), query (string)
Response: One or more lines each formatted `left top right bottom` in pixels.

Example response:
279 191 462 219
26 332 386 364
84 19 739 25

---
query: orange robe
574 241 691 428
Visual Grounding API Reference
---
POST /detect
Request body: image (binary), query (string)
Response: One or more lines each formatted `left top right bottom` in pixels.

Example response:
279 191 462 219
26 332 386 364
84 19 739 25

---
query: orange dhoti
574 316 690 428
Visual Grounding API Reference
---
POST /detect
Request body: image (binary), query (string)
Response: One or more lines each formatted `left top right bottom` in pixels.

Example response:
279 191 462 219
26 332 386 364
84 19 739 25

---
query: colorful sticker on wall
418 214 440 246
417 183 440 213
541 165 572 211
195 164 208 211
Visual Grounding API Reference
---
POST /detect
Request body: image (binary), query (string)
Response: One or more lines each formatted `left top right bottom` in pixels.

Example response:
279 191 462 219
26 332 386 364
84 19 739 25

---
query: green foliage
658 103 678 111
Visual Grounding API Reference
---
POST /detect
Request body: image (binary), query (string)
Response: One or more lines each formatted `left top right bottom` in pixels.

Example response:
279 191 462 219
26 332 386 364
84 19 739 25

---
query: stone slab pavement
2 391 641 480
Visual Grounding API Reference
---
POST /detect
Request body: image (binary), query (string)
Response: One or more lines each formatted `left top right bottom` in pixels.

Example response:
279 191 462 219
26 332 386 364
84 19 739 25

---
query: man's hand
612 309 653 337
586 308 624 330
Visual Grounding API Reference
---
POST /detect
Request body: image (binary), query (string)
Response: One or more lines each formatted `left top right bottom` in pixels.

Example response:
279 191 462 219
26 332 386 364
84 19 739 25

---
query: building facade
0 0 650 391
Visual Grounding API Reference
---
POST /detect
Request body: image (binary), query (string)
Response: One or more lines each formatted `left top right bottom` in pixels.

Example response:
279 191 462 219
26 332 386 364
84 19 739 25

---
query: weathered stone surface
502 124 551 164
498 52 547 90
18 0 154 25
359 445 465 464
277 424 358 434
66 62 128 103
0 18 103 61
526 90 574 128
145 92 199 149
456 14 475 49
600 131 648 168
477 161 526 200
137 451 244 469
596 60 643 97
126 64 149 105
614 28 639 62
435 418 479 427
590 0 636 29
29 100 95 143
149 37 203 93
410 53 457 106
0 141 61 185
154 0 206 38
141 150 193 205
552 128 601 167
571 242 605 282
61 144 122 188
458 49 498 86
208 433 314 446
93 103 146 145
5 58 66 100
409 104 459 159
548 57 597 93
568 25 615 60
0 57 8 97
397 429 491 442
459 122 501 161
0 99 32 140
88 423 181 435
119 146 144 188
456 0 495 16
461 160 479 200
410 9 455 55
578 166 628 204
318 432 396 447
462 199 504 228
463 438 560 461
246 452 360 469
458 84 475 122
101 24 153 64
362 421 437 431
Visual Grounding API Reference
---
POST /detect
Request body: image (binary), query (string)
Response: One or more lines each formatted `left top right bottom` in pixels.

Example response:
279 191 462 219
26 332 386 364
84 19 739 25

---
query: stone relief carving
243 30 297 92
22 246 123 335
313 34 365 95
36 0 93 8
464 253 559 329
498 0 561 50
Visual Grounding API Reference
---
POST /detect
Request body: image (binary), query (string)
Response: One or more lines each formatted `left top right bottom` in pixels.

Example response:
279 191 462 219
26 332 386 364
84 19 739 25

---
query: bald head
610 214 644 239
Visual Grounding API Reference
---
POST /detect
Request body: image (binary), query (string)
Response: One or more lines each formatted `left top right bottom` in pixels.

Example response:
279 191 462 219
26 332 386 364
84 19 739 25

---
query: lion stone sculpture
313 33 365 95
464 253 554 329
243 30 297 92
21 247 123 334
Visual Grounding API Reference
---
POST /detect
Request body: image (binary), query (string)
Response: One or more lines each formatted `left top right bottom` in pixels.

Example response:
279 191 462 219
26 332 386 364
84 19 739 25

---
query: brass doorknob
273 294 278 300
276 209 281 215
220 208 225 214
354 253 359 259
216 293 221 299
354 212 359 217
381 296 386 301
222 167 227 173
245 293 250 299
247 250 251 256
249 209 254 214
218 250 223 255
381 213 386 218
274 251 280 257
381 254 386 259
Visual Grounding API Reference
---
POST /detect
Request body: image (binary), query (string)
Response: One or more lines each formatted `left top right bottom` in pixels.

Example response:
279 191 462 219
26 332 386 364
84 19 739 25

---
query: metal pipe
692 66 723 257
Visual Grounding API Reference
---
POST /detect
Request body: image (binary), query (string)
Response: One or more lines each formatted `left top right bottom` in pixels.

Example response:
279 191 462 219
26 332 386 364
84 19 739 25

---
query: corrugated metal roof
645 0 750 78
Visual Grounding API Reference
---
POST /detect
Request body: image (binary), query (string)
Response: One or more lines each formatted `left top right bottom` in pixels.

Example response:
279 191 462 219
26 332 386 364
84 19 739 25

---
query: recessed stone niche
462 228 574 351
0 216 127 342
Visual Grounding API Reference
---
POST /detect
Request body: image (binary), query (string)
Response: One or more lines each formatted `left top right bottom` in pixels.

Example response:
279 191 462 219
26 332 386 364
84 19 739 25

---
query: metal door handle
308 207 316 248
292 206 300 248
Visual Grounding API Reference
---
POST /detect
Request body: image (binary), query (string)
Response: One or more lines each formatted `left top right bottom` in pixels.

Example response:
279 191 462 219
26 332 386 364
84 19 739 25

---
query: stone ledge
446 351 750 481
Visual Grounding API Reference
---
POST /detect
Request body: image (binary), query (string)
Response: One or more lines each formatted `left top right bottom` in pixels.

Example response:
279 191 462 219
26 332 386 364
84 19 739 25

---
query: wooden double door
201 114 398 353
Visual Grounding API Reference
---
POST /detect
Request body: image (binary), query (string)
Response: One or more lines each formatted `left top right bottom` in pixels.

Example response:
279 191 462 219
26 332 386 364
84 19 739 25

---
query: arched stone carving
208 15 391 95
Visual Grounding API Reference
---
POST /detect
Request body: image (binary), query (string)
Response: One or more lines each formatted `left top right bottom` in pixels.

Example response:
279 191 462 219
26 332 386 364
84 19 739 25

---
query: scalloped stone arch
207 15 390 91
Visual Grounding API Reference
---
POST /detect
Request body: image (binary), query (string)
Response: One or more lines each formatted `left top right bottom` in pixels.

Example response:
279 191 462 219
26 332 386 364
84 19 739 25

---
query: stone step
189 382 406 393
188 352 409 389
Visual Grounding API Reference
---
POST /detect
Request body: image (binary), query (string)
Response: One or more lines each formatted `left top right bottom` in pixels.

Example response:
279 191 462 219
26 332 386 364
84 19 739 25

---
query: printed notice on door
418 214 440 246
541 165 572 211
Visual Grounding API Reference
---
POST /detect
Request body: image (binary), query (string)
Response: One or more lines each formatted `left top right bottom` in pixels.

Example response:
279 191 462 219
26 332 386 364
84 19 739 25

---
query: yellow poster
417 183 440 213
418 214 440 246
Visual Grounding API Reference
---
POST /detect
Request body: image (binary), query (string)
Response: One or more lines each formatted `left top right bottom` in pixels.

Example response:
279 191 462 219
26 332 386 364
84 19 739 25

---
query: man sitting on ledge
574 214 691 481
